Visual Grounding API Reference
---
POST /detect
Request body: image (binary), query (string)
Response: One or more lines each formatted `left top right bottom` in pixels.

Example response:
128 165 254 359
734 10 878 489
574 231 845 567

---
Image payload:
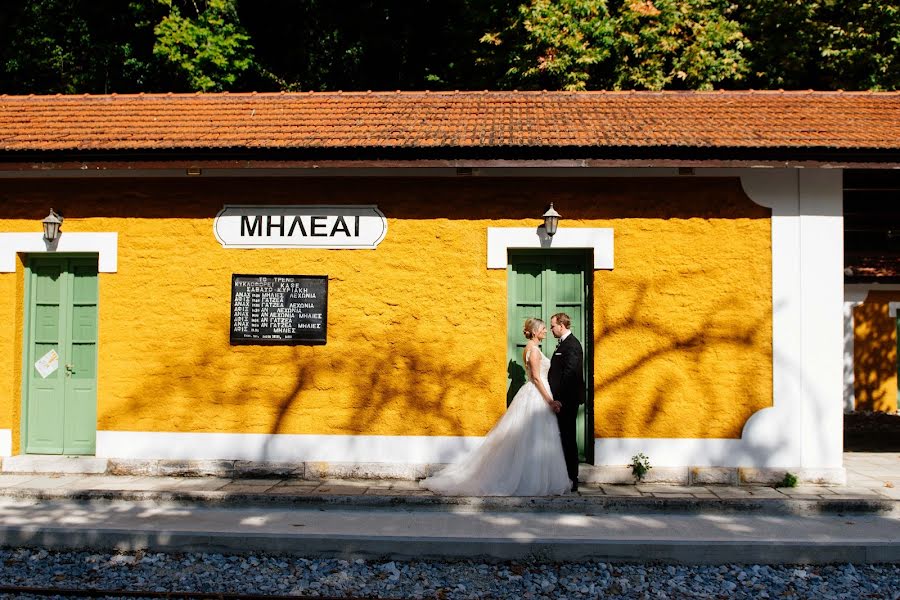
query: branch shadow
594 274 773 441
851 294 899 414
112 312 490 465
846 291 900 452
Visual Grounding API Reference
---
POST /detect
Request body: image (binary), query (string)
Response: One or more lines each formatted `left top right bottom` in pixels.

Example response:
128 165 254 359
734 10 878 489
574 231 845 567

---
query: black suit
548 333 584 484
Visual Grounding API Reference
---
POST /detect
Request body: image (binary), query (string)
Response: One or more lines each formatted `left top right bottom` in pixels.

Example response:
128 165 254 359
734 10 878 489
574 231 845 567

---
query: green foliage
153 0 255 91
776 472 798 488
613 0 747 90
0 0 160 94
738 0 900 90
630 452 652 482
484 0 748 90
508 0 615 91
0 0 896 93
814 1 900 90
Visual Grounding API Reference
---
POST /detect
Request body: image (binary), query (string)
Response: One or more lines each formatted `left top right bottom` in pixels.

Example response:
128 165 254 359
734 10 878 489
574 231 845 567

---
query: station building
0 91 898 484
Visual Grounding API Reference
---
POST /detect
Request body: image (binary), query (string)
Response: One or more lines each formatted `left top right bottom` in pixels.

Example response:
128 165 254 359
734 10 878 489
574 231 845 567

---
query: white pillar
798 169 845 474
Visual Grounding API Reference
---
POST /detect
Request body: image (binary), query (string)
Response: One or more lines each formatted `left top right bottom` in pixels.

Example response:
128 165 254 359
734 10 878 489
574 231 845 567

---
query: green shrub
630 453 652 482
777 472 798 488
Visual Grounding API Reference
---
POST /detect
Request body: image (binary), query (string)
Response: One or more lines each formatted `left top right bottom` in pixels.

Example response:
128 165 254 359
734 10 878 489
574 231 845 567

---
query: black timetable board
230 274 327 345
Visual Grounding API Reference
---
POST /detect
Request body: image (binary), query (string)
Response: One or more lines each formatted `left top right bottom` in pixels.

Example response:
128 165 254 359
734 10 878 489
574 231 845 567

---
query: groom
548 312 585 492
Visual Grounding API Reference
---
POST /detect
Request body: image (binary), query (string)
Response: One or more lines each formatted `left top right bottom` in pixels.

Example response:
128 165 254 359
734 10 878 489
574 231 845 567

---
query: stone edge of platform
0 487 895 516
1 527 898 565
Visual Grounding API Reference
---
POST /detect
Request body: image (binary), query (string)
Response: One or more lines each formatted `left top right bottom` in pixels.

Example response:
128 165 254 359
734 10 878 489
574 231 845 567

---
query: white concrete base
0 429 10 457
0 430 849 483
577 464 845 486
2 455 108 474
738 467 847 486
304 461 438 480
104 459 437 480
797 468 848 486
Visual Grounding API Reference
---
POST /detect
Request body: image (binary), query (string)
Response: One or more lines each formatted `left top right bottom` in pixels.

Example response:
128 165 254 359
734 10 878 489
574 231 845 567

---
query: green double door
23 256 99 455
507 250 592 463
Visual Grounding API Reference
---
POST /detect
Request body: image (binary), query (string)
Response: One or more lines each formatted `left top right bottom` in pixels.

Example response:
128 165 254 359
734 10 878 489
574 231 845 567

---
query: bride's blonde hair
523 317 545 340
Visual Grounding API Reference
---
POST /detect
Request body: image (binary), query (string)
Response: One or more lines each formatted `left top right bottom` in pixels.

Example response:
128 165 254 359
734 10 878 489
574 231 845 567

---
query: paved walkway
0 452 895 564
0 452 896 508
844 451 900 493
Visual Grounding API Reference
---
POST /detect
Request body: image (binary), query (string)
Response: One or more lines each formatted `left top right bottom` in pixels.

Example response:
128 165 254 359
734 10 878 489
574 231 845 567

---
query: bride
420 318 572 496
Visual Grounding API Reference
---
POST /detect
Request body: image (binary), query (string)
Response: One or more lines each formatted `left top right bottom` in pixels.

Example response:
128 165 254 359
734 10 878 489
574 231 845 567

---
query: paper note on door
35 349 59 378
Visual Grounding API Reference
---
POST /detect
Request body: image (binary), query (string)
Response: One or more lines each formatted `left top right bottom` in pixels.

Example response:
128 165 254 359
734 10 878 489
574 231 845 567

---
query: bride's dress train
421 348 571 496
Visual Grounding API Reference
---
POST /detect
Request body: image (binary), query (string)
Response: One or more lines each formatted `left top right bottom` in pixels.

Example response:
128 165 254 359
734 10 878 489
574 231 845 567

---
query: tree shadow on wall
592 276 774 442
116 314 488 463
114 274 787 468
851 301 898 414
591 275 858 473
847 300 899 451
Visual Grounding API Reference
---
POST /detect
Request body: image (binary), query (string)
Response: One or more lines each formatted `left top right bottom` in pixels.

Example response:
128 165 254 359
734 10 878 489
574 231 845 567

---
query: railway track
0 585 395 599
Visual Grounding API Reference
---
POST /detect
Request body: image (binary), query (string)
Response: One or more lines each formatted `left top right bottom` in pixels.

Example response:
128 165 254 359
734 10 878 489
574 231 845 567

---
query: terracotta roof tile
0 90 899 153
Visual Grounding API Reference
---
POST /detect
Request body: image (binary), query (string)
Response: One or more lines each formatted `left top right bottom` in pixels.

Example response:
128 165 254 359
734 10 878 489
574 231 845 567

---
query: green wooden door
507 250 592 463
23 256 98 455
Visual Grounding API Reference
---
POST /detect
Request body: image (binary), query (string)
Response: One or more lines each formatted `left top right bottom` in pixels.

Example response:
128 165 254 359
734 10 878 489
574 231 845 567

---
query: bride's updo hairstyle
523 317 545 340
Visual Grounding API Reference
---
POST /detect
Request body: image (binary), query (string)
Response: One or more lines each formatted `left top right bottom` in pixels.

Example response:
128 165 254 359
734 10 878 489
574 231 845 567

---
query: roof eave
1 145 899 172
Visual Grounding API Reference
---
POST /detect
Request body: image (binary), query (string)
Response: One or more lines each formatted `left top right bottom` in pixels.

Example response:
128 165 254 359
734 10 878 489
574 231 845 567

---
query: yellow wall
0 176 772 441
853 291 900 413
0 261 17 432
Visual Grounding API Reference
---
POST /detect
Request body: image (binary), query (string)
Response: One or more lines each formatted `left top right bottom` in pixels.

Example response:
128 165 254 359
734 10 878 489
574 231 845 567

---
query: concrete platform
0 497 896 565
0 452 895 564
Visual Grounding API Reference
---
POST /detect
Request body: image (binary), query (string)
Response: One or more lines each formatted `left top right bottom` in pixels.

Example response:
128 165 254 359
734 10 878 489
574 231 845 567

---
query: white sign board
214 205 387 249
35 349 59 379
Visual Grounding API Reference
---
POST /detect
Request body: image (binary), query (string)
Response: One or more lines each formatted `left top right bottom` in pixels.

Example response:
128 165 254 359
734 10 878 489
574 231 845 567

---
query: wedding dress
420 348 571 496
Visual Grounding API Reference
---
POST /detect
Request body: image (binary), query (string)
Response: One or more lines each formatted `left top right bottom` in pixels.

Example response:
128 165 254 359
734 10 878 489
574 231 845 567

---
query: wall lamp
42 209 63 243
542 203 560 237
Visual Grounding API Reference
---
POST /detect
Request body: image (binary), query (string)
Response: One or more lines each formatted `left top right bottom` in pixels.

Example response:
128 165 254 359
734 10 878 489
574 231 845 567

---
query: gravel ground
0 549 898 599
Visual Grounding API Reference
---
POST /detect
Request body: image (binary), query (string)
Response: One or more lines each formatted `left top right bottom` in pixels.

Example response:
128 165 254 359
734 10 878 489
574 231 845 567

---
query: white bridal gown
421 348 571 496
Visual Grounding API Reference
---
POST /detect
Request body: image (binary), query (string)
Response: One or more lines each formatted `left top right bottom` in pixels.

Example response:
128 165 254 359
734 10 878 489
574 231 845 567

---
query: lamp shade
42 209 63 242
542 203 561 237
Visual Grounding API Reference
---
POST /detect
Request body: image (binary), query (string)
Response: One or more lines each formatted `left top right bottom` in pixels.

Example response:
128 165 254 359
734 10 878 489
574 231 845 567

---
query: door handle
64 363 75 376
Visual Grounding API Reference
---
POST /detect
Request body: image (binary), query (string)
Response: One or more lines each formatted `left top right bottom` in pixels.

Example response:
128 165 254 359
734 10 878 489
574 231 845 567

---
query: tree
481 0 748 90
153 0 256 91
236 0 516 91
613 0 747 90
739 0 900 90
0 0 160 94
1 0 896 94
